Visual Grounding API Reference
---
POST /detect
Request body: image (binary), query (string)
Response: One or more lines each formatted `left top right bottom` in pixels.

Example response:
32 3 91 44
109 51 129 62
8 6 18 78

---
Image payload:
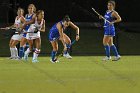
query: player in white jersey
23 10 45 62
5 8 25 59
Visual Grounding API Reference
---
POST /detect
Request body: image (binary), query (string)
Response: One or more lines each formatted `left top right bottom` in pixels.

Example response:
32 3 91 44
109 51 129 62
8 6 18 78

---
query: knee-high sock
33 49 40 60
19 47 24 58
14 47 18 57
25 48 31 56
104 45 110 57
110 44 119 57
10 47 14 57
51 51 57 61
64 44 71 54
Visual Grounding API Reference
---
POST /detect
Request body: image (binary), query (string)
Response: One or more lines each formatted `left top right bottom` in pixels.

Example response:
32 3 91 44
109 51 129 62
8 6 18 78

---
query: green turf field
0 56 139 93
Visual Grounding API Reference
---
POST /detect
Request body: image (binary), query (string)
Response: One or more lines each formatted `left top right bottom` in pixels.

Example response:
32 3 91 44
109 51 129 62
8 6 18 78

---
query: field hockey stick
56 40 77 59
0 27 16 30
92 8 111 24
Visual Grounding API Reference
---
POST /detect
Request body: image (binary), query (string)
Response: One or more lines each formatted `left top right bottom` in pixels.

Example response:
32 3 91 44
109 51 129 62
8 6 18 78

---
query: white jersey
26 17 44 40
15 16 22 27
11 16 23 41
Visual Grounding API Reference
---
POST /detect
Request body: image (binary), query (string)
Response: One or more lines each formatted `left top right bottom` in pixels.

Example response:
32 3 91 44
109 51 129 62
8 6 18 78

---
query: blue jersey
104 11 115 36
49 21 64 41
23 14 34 37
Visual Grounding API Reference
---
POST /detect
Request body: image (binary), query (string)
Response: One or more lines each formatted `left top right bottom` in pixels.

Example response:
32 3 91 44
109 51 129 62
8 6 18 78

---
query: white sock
33 49 40 60
25 48 31 55
10 48 15 57
14 47 18 57
10 48 13 57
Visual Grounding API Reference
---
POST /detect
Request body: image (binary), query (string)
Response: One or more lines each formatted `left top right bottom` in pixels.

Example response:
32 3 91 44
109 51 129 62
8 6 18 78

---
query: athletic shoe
8 56 14 59
13 57 22 61
102 56 111 61
50 59 59 63
32 59 39 63
112 55 121 61
63 53 72 59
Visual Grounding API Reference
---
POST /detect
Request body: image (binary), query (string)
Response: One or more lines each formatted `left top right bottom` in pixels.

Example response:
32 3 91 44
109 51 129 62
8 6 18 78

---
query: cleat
32 59 39 63
63 53 72 59
102 56 111 61
8 57 14 59
112 55 121 61
14 56 21 60
50 59 59 63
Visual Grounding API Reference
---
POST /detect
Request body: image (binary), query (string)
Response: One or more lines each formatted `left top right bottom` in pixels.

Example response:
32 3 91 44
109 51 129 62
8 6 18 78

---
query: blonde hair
28 4 36 13
17 7 24 15
108 0 116 9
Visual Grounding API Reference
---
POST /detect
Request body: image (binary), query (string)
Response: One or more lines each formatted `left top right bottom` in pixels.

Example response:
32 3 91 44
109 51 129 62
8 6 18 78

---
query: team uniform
49 21 64 41
103 10 121 61
9 16 24 59
104 11 115 36
49 21 72 63
26 18 43 40
23 14 34 37
11 16 23 41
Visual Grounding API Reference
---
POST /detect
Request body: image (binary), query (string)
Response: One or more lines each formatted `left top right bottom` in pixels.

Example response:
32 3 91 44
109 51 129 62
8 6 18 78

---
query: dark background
0 0 140 23
0 0 140 56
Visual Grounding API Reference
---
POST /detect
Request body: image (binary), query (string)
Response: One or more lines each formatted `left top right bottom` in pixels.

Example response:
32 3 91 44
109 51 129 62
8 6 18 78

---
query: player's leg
19 37 27 58
9 39 15 59
32 38 41 62
62 33 72 59
50 40 59 63
109 37 121 61
103 36 111 61
10 40 19 59
24 39 33 61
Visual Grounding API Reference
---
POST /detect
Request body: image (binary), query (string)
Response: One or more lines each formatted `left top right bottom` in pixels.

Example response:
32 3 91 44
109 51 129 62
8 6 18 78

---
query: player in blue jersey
19 4 36 59
99 0 122 61
49 15 80 63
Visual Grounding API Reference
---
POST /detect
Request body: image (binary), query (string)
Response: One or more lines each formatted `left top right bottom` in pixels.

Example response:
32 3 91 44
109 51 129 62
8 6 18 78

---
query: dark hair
36 10 44 16
108 0 116 9
62 15 70 22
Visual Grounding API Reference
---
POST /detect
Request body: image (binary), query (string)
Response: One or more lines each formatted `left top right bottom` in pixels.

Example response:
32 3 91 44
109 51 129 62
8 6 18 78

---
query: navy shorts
104 26 115 36
49 30 60 41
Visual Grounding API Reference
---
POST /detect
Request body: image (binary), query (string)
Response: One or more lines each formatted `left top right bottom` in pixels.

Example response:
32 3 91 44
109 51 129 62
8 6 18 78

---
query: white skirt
26 32 40 40
11 34 23 41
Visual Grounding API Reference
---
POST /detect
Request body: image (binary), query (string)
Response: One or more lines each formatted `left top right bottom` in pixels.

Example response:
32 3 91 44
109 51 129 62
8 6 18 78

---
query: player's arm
111 11 122 24
22 14 36 28
40 20 45 32
20 16 26 28
20 16 26 24
69 22 80 41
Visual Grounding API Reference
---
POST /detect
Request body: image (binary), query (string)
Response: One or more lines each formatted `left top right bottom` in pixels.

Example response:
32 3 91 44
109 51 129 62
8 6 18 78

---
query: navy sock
104 45 110 57
111 45 119 57
66 44 71 49
63 50 68 55
63 44 71 54
19 47 24 58
51 51 57 61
